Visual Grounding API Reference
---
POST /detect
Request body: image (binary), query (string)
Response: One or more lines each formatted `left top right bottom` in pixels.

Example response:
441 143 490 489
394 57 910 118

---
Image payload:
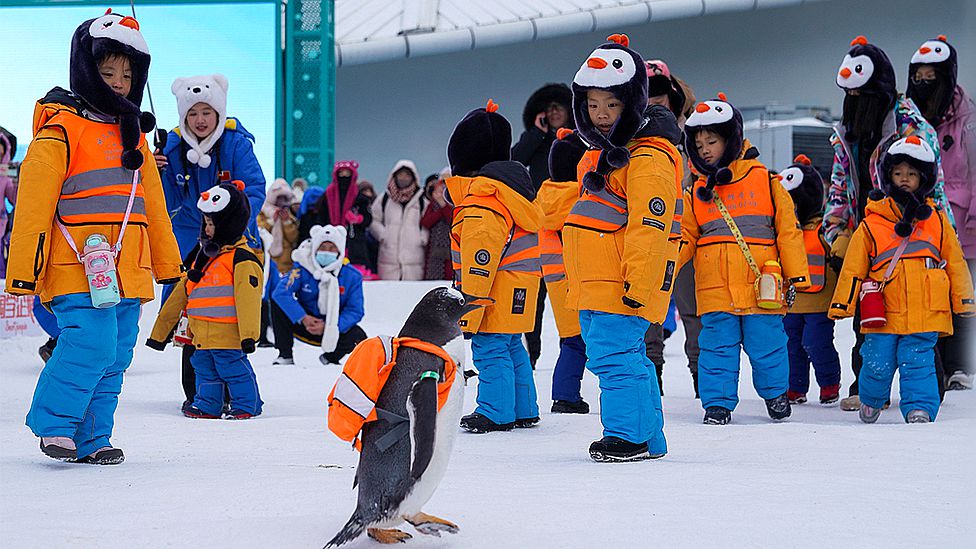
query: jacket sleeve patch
660 260 676 292
642 217 666 231
10 280 36 291
648 197 666 216
468 267 490 277
249 275 259 288
474 249 491 266
512 288 527 315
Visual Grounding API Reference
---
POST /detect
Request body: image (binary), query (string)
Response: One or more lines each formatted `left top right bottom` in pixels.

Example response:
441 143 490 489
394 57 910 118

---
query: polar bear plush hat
172 74 229 169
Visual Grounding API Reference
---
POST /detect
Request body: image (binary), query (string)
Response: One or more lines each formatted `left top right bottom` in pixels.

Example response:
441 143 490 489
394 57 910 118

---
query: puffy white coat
370 160 429 280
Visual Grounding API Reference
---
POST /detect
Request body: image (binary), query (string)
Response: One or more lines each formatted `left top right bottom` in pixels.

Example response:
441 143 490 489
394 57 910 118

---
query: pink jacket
0 132 15 239
938 86 976 258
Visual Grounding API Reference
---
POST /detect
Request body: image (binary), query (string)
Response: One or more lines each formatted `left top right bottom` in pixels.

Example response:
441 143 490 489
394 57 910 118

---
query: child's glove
146 338 167 351
241 339 256 354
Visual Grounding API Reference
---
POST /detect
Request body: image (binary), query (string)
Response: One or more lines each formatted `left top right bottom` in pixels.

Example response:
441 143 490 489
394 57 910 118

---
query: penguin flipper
406 376 439 480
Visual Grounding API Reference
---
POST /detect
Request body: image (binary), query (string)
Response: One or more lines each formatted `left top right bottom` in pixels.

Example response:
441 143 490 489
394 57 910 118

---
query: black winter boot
588 436 661 462
460 413 514 433
551 399 590 414
765 393 792 421
703 407 732 425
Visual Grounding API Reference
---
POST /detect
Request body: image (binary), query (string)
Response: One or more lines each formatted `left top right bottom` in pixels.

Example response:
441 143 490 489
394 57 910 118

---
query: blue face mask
316 251 339 266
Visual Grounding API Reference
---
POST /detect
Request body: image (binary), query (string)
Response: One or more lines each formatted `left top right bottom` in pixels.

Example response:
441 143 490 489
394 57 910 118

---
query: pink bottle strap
880 236 910 286
56 169 140 261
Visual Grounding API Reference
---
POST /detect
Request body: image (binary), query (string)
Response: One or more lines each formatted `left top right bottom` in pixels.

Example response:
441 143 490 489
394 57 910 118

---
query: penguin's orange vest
54 112 148 227
449 195 540 284
328 336 456 451
800 227 829 293
864 210 943 273
185 250 238 323
692 166 776 247
566 142 682 240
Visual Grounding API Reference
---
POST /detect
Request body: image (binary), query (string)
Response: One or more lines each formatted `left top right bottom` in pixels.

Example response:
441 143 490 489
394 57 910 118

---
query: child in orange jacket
5 12 183 463
829 136 975 423
678 94 810 425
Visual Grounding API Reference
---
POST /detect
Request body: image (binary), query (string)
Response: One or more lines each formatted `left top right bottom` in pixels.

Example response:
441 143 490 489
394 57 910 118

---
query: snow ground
1 281 974 549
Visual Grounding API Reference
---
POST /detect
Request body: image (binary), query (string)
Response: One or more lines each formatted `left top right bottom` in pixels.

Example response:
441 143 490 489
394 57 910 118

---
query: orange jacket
537 178 582 337
563 136 683 323
149 238 263 349
328 335 456 450
5 97 183 302
829 197 975 335
789 218 838 314
447 174 543 334
678 151 809 316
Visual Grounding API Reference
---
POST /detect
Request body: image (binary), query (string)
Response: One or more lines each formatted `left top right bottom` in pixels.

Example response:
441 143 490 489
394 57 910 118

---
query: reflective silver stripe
669 220 682 236
450 249 462 262
62 167 138 195
58 195 146 219
592 187 627 208
379 336 394 365
807 253 826 267
674 197 684 217
333 373 375 419
809 273 825 287
569 199 628 226
189 285 235 299
544 272 566 283
504 233 538 256
186 305 238 318
870 241 941 268
498 257 541 272
700 215 775 241
540 253 562 266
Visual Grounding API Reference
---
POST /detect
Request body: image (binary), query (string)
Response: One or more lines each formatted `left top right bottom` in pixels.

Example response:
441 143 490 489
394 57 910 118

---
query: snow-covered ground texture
1 281 974 548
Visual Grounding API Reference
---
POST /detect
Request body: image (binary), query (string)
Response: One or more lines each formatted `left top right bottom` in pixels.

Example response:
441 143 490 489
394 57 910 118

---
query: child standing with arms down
563 35 683 461
829 136 974 423
148 180 264 419
5 11 183 463
780 155 843 405
678 93 810 425
447 100 544 434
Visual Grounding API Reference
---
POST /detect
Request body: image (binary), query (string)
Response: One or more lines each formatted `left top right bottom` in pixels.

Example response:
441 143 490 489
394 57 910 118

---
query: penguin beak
461 292 494 314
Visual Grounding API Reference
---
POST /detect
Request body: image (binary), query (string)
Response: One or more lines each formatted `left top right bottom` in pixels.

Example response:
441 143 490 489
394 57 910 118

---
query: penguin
325 287 491 547
683 92 748 202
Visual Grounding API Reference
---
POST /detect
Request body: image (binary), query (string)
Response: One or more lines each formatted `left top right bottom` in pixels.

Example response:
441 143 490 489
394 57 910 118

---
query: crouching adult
271 225 366 365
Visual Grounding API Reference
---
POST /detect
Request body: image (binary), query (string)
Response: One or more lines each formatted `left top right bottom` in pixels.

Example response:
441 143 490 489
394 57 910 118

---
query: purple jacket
824 96 953 252
938 86 976 257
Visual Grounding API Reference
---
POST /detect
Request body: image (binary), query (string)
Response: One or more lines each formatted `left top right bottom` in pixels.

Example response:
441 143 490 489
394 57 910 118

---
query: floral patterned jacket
823 95 954 255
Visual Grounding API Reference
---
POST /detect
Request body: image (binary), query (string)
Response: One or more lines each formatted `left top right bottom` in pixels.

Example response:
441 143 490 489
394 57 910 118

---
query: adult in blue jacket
157 74 265 264
271 224 366 365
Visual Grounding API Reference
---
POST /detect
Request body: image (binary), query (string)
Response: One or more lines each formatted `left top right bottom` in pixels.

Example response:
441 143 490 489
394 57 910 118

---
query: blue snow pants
472 332 539 425
783 312 842 394
32 295 60 339
26 294 140 458
190 349 263 416
551 335 587 403
860 332 940 421
579 310 666 453
698 312 789 412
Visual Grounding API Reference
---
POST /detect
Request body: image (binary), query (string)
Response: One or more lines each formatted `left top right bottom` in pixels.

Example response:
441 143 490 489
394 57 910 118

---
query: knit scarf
292 239 343 352
386 179 418 205
326 180 359 226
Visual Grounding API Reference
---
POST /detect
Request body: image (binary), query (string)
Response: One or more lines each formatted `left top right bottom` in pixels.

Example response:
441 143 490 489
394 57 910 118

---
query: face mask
395 176 414 189
337 174 353 185
911 79 938 103
316 251 339 266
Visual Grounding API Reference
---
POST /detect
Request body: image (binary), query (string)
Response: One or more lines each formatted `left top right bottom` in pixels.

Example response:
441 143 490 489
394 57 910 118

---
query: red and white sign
0 292 43 339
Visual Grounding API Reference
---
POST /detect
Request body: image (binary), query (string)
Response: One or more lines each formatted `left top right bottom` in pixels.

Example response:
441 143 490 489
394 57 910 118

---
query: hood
683 94 747 201
635 104 682 145
571 34 648 193
779 154 825 224
522 83 573 131
172 73 229 169
446 167 542 233
33 87 85 136
387 159 420 187
263 179 294 212
876 135 938 237
331 160 360 187
447 100 512 176
299 186 325 218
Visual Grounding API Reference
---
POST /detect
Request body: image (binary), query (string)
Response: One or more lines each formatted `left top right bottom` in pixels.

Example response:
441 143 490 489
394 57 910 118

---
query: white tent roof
335 0 826 66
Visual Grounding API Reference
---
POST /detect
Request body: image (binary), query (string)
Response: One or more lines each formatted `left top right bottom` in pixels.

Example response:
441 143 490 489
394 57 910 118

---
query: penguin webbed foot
367 528 412 544
407 512 460 537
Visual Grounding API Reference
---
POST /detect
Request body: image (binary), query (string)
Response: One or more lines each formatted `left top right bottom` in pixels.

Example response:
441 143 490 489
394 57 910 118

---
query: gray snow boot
906 410 931 424
859 403 882 424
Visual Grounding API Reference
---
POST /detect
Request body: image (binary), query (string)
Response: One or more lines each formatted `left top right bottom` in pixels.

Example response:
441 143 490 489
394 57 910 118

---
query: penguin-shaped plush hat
446 99 512 176
683 92 744 202
835 35 896 99
779 154 826 225
907 35 958 125
876 136 938 238
572 34 648 192
70 9 155 170
188 180 251 281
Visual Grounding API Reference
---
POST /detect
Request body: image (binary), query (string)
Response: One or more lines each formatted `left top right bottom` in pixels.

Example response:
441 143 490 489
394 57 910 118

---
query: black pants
181 345 231 405
524 281 547 366
270 301 367 363
258 299 272 343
